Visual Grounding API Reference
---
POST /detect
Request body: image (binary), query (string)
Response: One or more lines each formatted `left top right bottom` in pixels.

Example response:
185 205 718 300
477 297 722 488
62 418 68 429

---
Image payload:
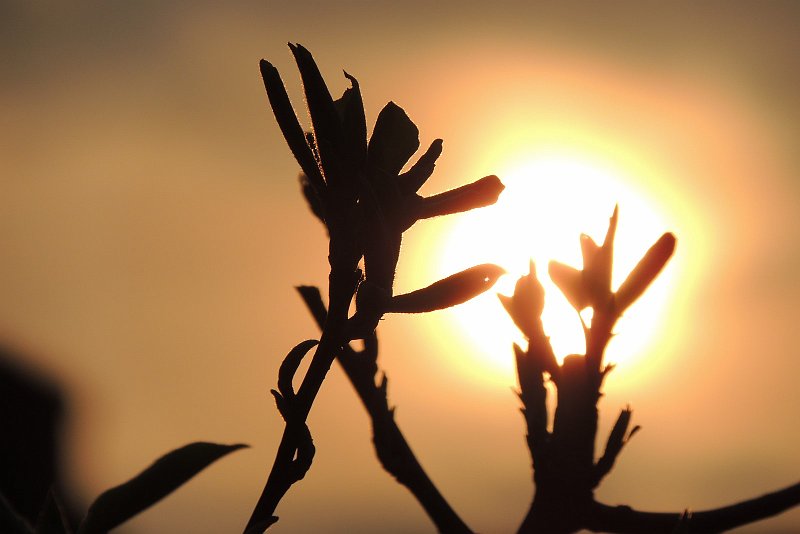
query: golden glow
429 151 677 382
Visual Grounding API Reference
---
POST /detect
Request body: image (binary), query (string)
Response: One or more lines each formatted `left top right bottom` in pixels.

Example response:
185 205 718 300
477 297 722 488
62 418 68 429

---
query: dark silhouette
245 43 504 532
506 210 800 532
0 350 72 527
246 45 800 533
3 43 797 533
0 355 245 533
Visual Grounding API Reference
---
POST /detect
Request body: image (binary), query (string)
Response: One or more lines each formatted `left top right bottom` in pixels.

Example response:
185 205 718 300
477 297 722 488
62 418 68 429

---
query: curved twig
245 269 360 533
297 285 473 534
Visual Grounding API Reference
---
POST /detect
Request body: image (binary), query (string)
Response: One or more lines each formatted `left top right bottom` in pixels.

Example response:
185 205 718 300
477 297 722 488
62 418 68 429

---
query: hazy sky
1 2 799 532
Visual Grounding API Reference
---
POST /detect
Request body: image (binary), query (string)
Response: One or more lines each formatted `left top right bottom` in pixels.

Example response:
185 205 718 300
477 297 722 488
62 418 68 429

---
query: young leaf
499 260 545 339
548 261 589 311
386 264 505 313
413 175 504 221
397 138 443 194
593 406 635 487
367 102 420 178
277 339 319 400
259 59 325 193
615 232 676 313
289 43 344 186
78 442 247 534
585 205 618 304
336 72 367 169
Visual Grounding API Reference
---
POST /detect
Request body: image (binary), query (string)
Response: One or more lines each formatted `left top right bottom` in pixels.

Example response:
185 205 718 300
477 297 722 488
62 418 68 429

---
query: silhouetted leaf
594 406 637 487
584 205 618 306
397 139 443 194
615 232 676 313
259 59 325 193
335 72 367 169
270 389 288 418
295 285 327 328
289 43 344 187
387 264 505 313
278 339 319 400
412 175 504 222
78 442 247 534
367 102 420 178
549 261 589 311
0 492 33 534
499 260 545 339
580 233 600 268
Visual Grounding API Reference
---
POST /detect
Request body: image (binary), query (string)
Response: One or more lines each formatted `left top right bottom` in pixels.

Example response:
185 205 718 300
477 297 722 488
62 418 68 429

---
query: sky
1 1 799 532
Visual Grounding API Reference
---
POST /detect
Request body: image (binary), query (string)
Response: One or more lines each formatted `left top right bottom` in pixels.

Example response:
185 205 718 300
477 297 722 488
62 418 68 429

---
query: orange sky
1 2 799 533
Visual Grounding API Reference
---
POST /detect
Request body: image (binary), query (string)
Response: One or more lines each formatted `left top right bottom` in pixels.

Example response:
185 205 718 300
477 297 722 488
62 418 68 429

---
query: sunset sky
1 2 799 532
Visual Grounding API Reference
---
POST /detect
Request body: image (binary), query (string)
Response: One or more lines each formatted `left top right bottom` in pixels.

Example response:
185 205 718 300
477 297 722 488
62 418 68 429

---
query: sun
423 151 676 383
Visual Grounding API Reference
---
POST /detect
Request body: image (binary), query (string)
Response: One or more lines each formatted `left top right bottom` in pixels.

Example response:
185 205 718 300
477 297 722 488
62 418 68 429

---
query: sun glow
430 151 676 382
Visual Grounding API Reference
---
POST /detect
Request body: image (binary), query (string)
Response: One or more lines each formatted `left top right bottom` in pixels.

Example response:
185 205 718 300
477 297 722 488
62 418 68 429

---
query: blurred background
1 1 798 532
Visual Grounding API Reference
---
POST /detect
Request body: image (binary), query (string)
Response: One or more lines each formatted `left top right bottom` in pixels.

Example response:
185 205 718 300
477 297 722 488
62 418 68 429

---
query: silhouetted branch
246 44 503 532
588 481 800 533
245 269 359 533
297 285 474 534
505 210 799 532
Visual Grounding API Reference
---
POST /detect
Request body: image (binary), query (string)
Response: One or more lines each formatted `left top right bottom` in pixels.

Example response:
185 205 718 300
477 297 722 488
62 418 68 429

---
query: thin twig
297 285 473 534
588 481 800 533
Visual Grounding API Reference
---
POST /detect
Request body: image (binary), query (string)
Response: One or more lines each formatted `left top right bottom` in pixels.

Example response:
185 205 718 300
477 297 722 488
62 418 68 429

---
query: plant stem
243 269 359 533
297 286 473 534
588 481 800 533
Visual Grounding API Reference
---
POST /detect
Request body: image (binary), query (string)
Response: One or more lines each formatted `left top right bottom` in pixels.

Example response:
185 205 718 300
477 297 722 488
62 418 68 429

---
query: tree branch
588 481 800 533
297 285 473 534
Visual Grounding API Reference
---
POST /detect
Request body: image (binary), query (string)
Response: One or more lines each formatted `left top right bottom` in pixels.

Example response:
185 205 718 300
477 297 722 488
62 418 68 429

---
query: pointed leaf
289 44 344 186
367 102 420 178
278 339 319 400
499 261 546 339
335 72 367 169
79 442 247 534
412 175 504 222
397 139 443 194
615 232 676 313
259 59 325 193
498 293 515 319
549 261 589 311
270 389 288 418
603 204 619 248
593 406 633 487
580 233 599 271
386 264 505 313
295 285 328 329
608 406 632 450
588 205 618 302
